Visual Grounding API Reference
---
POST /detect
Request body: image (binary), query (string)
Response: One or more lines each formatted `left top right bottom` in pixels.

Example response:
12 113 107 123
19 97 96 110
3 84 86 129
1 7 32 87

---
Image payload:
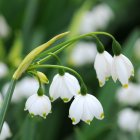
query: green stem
0 79 16 131
37 32 115 64
47 53 65 75
28 64 87 95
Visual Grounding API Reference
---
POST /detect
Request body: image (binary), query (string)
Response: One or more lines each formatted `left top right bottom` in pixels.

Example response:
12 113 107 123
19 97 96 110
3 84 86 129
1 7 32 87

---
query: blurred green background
0 0 140 140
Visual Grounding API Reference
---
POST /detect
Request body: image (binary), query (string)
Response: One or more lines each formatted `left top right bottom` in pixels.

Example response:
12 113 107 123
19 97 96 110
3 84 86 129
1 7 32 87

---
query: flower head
111 54 134 87
24 94 51 119
118 108 140 132
94 51 113 87
0 122 12 140
116 83 140 106
69 94 104 125
49 72 80 103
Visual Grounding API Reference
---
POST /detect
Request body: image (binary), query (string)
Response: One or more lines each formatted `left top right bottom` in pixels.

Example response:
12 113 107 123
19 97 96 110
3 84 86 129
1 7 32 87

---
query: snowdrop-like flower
116 83 140 106
0 15 10 38
2 77 39 103
0 62 8 79
0 122 12 140
80 4 114 34
24 94 51 118
49 72 80 102
133 38 140 60
69 42 97 66
111 54 134 88
118 108 140 132
94 51 113 87
69 94 104 125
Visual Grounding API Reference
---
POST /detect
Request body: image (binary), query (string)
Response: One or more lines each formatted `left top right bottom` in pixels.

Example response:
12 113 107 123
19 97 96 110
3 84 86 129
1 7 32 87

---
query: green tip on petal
105 77 109 81
30 113 34 118
63 98 69 103
42 113 46 119
131 70 134 76
123 84 128 88
99 81 103 87
85 120 91 125
72 118 76 123
100 113 104 119
50 97 54 102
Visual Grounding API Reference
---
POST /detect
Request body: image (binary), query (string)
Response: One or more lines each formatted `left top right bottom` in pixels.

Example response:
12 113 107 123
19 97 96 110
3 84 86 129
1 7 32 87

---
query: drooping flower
69 94 104 125
0 62 8 79
111 54 134 88
2 77 39 103
49 72 80 103
94 51 113 87
0 122 12 140
69 42 97 66
24 94 51 119
116 83 140 106
118 108 140 132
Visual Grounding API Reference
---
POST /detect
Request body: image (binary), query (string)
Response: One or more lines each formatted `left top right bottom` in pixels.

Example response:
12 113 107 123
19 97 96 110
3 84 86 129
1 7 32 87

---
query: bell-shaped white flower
111 54 134 88
69 42 97 66
0 122 12 140
116 83 140 106
69 94 104 125
49 72 80 103
118 108 140 132
24 94 51 119
94 51 113 87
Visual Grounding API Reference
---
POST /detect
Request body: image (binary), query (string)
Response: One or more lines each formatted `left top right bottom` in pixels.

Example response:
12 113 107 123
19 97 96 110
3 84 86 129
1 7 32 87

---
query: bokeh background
0 0 140 140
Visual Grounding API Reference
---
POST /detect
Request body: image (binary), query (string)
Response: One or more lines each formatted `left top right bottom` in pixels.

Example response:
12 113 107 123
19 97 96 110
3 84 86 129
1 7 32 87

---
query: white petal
81 100 94 124
111 57 117 82
86 94 104 120
115 56 129 86
94 53 107 86
49 74 61 101
25 94 38 110
121 54 134 76
0 122 12 140
69 95 84 124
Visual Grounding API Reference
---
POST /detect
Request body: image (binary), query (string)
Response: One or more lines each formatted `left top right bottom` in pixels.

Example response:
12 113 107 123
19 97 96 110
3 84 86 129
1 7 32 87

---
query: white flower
0 122 12 140
69 94 104 125
80 4 114 34
0 15 10 38
2 77 39 103
69 42 97 66
94 51 113 87
116 83 140 106
118 108 140 132
133 38 140 60
0 62 8 79
24 94 51 118
49 73 80 102
111 54 134 88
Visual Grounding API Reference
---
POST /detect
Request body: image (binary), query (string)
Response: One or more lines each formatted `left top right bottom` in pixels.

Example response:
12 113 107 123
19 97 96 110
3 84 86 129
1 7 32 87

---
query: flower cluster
94 50 134 87
25 72 104 125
